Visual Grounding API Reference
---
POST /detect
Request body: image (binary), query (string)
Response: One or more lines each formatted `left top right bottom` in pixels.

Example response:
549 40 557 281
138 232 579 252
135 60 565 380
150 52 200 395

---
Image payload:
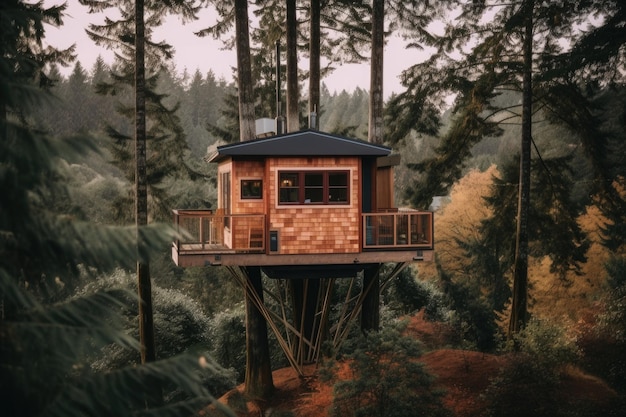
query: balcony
172 209 265 254
363 210 433 250
172 209 433 267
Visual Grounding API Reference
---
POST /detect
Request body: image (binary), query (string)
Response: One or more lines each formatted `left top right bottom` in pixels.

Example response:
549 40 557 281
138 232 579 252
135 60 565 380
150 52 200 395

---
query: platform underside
172 244 434 268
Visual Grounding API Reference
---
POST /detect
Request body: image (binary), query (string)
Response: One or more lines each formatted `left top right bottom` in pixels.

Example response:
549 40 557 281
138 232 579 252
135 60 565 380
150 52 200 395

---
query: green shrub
510 317 581 368
602 256 626 343
325 322 451 417
444 277 501 351
383 268 449 321
582 256 626 390
78 269 237 396
208 305 247 382
484 319 585 417
483 355 562 417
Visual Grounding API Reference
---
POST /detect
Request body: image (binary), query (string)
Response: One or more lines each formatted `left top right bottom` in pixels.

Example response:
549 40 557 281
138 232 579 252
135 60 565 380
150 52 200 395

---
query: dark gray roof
208 129 391 162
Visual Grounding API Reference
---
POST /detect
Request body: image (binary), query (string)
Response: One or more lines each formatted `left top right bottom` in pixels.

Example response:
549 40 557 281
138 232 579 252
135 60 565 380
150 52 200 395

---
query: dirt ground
207 313 619 417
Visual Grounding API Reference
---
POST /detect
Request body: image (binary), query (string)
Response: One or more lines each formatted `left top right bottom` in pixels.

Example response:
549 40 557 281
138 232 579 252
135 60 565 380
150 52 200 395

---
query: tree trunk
509 0 533 336
290 278 320 362
243 267 274 399
368 0 384 145
362 0 384 332
135 0 162 406
134 0 156 365
361 265 381 332
235 0 274 399
235 0 256 141
308 0 320 129
286 0 299 132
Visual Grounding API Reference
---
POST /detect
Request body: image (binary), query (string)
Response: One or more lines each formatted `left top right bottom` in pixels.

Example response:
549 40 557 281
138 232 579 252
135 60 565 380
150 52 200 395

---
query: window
278 171 349 205
241 179 263 199
304 173 323 203
279 173 299 203
328 172 348 202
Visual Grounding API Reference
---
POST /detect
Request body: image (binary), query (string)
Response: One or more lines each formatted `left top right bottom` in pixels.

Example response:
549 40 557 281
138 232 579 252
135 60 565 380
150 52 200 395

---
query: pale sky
43 1 432 98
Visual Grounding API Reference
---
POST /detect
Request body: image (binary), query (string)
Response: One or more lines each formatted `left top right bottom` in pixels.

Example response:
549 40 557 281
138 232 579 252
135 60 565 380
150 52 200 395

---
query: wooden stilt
225 263 410 379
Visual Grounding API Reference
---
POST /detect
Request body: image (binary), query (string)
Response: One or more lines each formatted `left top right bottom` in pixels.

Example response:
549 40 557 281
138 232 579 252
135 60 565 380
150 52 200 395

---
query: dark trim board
261 264 379 279
172 245 434 268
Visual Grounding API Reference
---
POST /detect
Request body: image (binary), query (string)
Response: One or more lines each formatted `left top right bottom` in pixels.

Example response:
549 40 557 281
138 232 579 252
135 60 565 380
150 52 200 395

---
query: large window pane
329 172 347 186
304 173 324 202
280 188 299 203
279 172 299 203
305 188 324 202
278 170 349 205
305 173 323 186
280 172 299 187
241 179 262 199
328 171 348 203
328 187 347 202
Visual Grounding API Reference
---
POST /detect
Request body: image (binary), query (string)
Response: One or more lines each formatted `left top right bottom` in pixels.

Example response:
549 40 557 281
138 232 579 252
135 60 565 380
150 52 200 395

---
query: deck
172 209 434 268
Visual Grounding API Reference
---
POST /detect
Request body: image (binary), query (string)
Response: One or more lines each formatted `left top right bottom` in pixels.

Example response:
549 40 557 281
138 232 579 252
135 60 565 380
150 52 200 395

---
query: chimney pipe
309 105 317 130
275 40 284 135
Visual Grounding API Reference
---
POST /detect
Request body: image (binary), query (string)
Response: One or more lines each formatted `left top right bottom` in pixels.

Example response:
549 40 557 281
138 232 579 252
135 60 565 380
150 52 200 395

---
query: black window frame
278 170 350 205
240 179 263 199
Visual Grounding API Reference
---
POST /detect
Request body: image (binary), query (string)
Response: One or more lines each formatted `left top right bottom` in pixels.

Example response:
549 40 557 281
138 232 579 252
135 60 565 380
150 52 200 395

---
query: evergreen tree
361 0 385 333
181 69 225 155
1 0 77 301
65 61 92 132
38 63 69 136
285 0 299 132
308 0 321 128
200 0 275 399
326 323 451 417
390 0 623 332
1 3 231 416
207 82 241 144
80 0 202 222
90 55 127 133
78 0 202 372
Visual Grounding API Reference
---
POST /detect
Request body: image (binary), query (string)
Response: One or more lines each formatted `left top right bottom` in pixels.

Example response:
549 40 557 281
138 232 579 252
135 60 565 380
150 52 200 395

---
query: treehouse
171 129 434 272
171 128 434 376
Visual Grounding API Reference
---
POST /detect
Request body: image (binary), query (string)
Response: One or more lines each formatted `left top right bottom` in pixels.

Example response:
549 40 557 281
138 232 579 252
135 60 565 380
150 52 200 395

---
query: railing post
199 215 204 250
173 210 180 250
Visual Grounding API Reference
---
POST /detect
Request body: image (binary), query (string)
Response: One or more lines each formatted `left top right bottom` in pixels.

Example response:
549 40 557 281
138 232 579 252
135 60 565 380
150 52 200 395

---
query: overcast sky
43 1 432 98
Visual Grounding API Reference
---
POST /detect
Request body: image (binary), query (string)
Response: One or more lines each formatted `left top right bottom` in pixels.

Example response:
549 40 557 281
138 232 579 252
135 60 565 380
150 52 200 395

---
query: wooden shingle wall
224 156 363 254
232 159 265 214
267 157 361 254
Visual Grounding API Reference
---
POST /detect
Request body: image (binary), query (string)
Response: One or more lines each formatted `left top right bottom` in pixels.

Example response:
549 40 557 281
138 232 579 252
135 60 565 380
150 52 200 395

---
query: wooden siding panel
376 166 394 209
268 157 361 254
232 159 265 215
220 156 364 254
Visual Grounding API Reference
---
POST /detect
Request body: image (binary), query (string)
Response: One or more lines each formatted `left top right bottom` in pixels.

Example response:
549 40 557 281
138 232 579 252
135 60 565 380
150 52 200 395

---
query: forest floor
204 312 620 417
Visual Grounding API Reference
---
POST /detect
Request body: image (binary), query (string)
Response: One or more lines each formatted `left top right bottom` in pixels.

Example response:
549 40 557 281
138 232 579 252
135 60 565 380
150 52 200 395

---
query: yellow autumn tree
434 166 498 276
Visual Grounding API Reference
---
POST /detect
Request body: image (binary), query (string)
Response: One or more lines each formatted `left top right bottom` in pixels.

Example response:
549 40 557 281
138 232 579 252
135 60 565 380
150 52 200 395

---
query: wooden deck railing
362 210 433 250
173 209 433 256
173 209 265 253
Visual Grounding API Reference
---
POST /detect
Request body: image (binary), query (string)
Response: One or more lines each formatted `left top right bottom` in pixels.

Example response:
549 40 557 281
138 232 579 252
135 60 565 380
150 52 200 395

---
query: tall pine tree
390 0 623 333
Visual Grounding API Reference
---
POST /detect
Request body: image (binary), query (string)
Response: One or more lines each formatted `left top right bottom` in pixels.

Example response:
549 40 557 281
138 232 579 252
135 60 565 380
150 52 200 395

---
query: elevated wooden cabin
171 129 435 376
172 129 433 274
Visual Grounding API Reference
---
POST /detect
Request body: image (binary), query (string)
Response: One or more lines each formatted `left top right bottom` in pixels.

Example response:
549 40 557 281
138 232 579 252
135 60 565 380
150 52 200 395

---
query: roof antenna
275 40 285 135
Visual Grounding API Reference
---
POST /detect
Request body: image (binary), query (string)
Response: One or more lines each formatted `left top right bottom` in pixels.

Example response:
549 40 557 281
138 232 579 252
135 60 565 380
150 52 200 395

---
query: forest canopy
2 1 625 416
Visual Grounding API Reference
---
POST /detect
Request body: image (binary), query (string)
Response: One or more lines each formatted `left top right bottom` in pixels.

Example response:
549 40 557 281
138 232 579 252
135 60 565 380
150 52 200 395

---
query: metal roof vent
255 118 276 138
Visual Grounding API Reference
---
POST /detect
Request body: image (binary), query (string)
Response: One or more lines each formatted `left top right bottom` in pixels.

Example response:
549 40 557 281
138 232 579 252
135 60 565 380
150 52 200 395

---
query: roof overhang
208 129 391 163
